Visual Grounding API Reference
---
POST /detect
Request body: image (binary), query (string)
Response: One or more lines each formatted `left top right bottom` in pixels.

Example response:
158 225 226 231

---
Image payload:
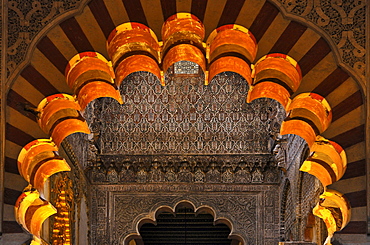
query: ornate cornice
87 153 280 184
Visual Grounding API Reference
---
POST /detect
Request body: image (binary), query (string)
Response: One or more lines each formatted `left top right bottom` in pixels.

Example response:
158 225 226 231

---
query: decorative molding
86 154 280 184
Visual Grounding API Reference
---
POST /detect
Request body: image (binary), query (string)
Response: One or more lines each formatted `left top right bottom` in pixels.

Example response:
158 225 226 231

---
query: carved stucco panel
276 0 366 77
6 0 83 76
90 184 280 245
84 71 284 157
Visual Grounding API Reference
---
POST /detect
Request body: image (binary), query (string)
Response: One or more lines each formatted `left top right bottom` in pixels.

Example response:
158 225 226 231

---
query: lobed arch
121 199 245 245
3 0 366 92
5 0 366 161
2 0 367 243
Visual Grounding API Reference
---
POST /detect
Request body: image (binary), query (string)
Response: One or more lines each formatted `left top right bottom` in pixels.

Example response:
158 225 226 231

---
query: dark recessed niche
138 207 235 245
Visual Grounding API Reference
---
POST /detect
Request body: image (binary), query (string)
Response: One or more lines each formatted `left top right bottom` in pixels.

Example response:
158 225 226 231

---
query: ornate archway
123 200 243 245
2 1 367 245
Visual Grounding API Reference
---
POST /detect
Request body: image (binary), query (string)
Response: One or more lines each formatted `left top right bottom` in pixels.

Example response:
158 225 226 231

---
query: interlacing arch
15 12 350 245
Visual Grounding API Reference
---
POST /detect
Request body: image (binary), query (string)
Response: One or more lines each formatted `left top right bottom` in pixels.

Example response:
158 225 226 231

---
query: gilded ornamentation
50 173 73 245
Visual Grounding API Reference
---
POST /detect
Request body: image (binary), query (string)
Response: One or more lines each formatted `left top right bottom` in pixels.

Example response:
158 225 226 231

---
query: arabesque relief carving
277 0 366 76
86 155 279 184
5 1 361 243
6 0 82 75
64 71 285 184
90 184 280 245
84 71 285 156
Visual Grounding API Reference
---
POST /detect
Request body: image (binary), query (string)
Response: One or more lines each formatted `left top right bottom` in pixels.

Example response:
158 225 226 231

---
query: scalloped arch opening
123 200 244 245
4 1 367 244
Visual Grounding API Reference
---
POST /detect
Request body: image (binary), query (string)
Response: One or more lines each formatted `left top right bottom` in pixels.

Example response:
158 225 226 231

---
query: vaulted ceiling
3 0 367 240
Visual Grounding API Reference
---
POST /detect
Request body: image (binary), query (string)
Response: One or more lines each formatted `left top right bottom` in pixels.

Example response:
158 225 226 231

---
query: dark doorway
139 207 236 245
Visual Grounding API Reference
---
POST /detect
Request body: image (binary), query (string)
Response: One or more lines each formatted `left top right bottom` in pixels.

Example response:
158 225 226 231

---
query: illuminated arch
12 8 362 244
